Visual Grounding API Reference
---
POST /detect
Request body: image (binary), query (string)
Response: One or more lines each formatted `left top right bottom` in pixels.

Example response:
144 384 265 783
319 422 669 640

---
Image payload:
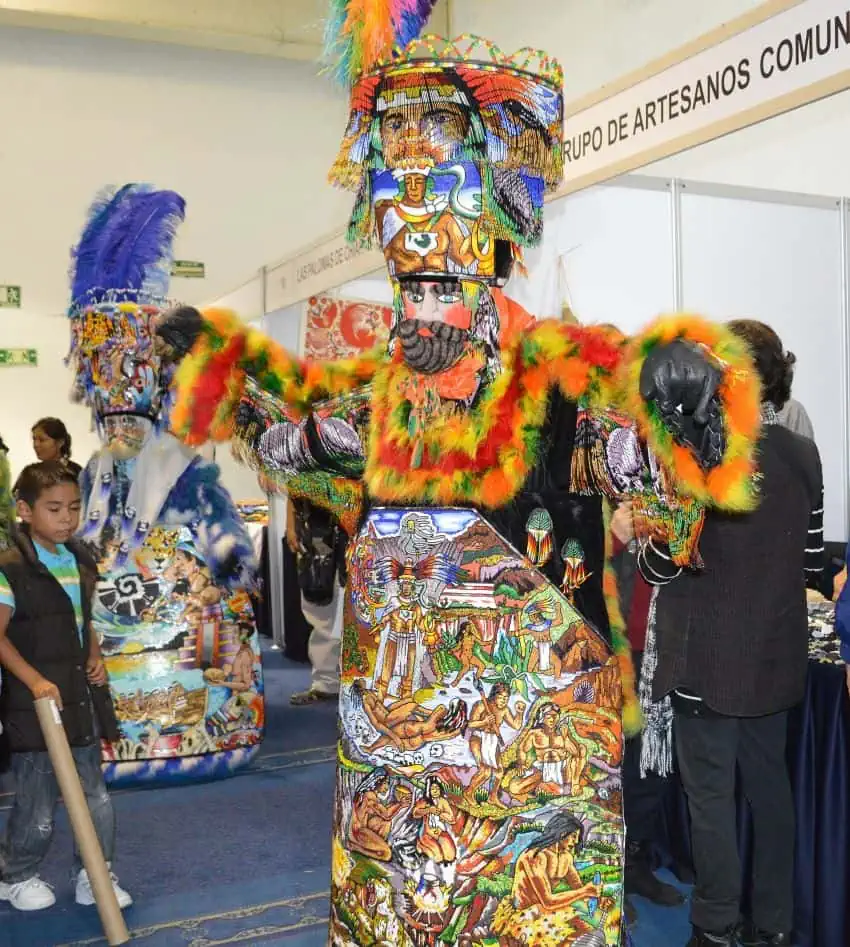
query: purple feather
111 190 185 295
70 184 135 304
69 184 185 307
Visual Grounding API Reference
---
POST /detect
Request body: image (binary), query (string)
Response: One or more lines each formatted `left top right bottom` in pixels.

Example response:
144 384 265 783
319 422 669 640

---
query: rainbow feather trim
323 0 440 86
169 309 761 517
170 308 381 446
622 315 761 511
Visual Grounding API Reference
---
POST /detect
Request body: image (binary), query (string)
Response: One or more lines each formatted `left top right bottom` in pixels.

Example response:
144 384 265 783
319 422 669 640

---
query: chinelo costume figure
67 184 264 786
157 3 762 944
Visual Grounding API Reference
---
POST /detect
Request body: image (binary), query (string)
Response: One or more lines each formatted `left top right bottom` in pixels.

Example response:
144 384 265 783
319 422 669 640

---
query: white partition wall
259 302 305 649
209 273 267 500
679 183 847 542
514 177 677 330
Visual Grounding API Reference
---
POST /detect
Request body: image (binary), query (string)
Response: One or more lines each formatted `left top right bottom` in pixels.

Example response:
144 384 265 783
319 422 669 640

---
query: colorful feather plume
323 0 440 86
69 184 186 308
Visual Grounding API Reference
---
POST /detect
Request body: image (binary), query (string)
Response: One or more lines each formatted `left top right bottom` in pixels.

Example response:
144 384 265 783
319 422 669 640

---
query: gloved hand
155 305 204 359
639 339 725 470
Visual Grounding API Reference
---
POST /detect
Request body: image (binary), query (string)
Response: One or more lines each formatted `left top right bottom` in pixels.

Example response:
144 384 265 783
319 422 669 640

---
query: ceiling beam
0 3 323 61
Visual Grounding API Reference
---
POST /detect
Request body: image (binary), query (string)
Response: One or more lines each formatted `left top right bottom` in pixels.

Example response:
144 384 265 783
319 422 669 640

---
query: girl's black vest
0 529 115 753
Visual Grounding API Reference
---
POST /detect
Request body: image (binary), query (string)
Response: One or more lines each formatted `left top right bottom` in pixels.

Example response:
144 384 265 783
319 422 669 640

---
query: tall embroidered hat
324 3 564 285
67 184 186 432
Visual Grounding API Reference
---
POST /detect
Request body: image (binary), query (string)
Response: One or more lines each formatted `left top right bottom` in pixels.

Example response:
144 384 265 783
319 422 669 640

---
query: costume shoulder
615 315 761 512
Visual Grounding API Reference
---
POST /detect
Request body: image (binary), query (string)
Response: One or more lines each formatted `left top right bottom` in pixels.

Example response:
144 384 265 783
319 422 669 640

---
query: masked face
395 279 472 374
100 414 152 459
73 304 165 427
376 72 471 167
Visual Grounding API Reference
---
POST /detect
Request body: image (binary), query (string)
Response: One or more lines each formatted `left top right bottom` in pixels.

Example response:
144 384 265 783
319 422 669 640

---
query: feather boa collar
365 320 623 508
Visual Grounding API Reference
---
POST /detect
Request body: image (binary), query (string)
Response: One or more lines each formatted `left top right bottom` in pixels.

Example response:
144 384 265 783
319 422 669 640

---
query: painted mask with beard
394 279 499 382
396 317 468 374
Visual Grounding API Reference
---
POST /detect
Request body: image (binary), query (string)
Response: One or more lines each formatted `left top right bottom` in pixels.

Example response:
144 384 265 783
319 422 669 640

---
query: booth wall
0 25 349 483
649 90 850 195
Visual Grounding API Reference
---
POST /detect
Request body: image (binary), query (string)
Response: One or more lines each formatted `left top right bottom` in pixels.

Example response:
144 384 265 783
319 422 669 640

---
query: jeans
675 708 794 934
1 742 115 883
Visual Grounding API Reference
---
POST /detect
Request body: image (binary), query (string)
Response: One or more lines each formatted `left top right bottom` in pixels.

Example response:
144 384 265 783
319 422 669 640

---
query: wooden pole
34 698 129 946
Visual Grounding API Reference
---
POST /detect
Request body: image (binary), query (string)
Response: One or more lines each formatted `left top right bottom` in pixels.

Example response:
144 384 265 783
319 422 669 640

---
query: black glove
639 339 725 470
156 305 204 359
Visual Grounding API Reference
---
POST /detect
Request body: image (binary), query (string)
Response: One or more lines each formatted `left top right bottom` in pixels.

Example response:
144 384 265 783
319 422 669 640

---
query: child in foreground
0 462 131 912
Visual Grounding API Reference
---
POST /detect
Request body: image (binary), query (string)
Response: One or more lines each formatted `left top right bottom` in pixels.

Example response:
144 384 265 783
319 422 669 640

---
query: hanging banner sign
559 0 850 195
264 235 383 312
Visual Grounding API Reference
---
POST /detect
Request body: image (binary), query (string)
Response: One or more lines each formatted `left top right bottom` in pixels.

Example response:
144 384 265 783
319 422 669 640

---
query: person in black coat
648 321 824 947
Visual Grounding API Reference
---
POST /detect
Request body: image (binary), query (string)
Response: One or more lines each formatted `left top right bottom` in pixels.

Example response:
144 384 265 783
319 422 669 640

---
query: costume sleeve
169 307 381 447
525 317 760 514
570 407 706 570
551 316 757 573
227 377 369 536
168 458 258 591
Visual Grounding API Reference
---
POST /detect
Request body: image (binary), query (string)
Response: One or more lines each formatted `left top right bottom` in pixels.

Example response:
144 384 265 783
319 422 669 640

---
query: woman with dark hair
645 320 824 947
31 418 82 478
727 320 815 439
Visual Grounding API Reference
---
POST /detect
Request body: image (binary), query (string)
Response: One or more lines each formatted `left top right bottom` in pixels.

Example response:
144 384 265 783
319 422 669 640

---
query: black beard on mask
396 318 468 374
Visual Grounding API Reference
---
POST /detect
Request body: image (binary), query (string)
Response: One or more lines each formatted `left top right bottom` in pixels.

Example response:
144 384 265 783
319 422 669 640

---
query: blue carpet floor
0 643 691 946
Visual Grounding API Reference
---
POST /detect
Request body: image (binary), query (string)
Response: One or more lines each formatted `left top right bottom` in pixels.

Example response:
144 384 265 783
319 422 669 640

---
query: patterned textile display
306 294 394 360
158 3 763 943
67 184 263 786
807 599 845 666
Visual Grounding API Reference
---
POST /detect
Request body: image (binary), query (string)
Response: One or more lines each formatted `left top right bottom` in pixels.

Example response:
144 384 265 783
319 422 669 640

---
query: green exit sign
0 285 21 308
171 260 205 279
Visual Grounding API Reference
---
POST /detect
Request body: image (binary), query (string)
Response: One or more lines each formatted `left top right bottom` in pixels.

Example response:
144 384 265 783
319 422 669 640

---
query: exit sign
0 285 21 308
171 260 205 279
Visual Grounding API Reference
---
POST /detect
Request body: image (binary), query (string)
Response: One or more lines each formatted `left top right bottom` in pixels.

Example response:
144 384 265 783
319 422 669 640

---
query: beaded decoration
66 185 185 430
329 34 564 279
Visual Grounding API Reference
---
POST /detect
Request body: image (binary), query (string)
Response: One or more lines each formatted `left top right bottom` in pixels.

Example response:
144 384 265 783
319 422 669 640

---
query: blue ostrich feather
70 184 135 304
70 183 185 308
